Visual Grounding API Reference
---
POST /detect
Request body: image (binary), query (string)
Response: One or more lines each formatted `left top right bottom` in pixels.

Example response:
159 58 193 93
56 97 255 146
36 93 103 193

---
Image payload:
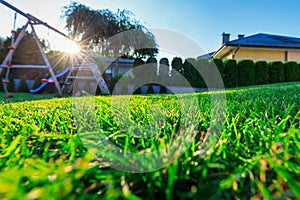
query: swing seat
7 94 14 98
11 30 18 35
2 80 9 84
8 46 15 50
41 79 48 83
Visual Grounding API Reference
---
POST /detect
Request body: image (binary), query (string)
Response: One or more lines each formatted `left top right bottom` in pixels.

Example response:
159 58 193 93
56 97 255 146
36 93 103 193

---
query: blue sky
1 0 300 57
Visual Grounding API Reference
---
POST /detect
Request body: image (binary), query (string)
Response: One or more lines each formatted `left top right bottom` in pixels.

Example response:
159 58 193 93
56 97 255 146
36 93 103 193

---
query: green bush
268 61 284 83
223 59 238 88
133 57 144 68
209 58 225 88
170 57 183 86
146 57 157 82
171 57 183 74
0 81 3 92
133 86 142 94
237 59 255 86
298 63 300 81
196 58 210 88
255 61 268 85
146 84 154 94
211 58 224 76
284 61 299 82
159 58 170 85
0 69 6 92
159 57 169 66
17 75 30 93
132 58 144 79
159 85 167 93
7 74 15 92
32 74 43 90
182 58 202 88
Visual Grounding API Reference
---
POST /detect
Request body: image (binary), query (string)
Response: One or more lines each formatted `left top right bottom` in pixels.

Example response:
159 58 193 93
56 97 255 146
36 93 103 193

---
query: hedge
237 59 255 86
32 74 43 90
146 57 158 83
196 58 210 88
255 61 268 85
133 57 144 68
211 58 224 76
170 57 183 86
0 69 6 92
17 75 30 93
284 61 299 82
171 57 183 74
223 59 238 88
268 61 285 83
7 74 15 92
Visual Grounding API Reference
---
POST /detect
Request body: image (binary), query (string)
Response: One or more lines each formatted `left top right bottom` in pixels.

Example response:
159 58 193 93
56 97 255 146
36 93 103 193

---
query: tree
62 2 158 76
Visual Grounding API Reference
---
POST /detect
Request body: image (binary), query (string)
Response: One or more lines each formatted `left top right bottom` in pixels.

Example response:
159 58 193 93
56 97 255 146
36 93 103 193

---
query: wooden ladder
63 57 110 95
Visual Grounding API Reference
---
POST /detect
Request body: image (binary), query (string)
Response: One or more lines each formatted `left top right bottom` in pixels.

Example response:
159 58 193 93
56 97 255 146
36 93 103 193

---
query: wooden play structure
0 0 110 97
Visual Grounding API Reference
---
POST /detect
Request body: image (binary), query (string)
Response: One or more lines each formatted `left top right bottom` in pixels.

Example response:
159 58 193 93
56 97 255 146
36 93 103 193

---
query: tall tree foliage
62 2 158 61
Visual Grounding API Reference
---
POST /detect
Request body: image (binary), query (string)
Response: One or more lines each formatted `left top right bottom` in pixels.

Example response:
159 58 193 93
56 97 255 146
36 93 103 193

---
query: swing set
0 0 73 97
0 0 111 97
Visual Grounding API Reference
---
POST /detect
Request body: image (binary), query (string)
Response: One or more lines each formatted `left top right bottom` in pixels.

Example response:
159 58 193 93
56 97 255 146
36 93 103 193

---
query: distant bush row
132 57 300 89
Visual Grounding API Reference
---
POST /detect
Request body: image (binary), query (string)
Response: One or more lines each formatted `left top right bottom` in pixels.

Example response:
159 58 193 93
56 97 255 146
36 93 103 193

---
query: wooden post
0 22 28 75
30 23 62 96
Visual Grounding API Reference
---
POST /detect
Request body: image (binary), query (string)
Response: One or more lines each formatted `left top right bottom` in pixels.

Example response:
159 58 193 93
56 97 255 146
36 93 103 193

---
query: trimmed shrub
17 75 30 93
0 69 6 92
170 57 183 86
209 58 225 88
132 57 144 79
146 57 157 64
171 57 183 74
133 87 142 94
158 58 170 76
255 61 268 85
183 58 201 87
211 58 224 76
159 58 170 85
159 57 169 66
146 57 158 82
133 57 144 68
284 61 299 82
0 81 3 92
237 59 255 86
223 59 238 88
159 85 167 94
32 74 43 90
268 61 284 83
298 63 300 81
146 84 154 94
196 58 209 88
7 74 15 92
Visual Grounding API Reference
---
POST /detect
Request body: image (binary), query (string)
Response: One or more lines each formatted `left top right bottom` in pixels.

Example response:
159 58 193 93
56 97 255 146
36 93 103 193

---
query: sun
61 39 81 54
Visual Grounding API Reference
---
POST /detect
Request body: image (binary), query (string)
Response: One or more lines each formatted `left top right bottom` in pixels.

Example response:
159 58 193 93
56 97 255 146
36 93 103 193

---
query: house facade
212 33 300 62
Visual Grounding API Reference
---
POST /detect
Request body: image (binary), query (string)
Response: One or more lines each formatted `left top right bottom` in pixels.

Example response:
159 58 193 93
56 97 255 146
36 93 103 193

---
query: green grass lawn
0 92 57 103
0 83 299 199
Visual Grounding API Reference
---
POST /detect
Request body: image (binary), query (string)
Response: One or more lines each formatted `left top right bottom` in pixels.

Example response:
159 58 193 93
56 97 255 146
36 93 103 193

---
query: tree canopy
62 2 158 59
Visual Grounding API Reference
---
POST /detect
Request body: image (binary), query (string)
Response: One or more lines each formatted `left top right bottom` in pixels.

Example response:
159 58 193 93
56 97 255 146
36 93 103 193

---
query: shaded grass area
0 82 299 199
0 92 57 104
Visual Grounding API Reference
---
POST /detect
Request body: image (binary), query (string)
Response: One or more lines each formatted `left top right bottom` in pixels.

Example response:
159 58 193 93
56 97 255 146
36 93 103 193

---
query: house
212 33 300 62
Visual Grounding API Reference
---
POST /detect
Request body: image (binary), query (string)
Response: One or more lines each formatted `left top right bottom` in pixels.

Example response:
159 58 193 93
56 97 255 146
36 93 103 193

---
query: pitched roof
225 33 300 48
198 51 215 59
